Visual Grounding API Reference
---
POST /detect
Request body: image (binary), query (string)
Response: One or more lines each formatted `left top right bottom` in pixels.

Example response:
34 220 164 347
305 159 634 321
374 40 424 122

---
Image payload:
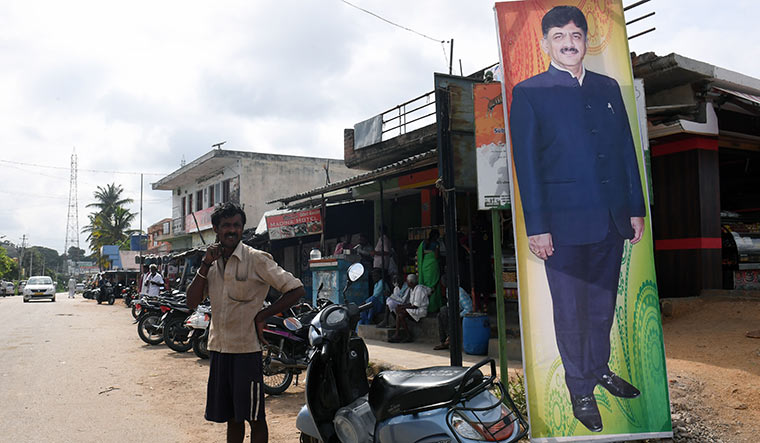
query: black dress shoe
596 372 640 398
571 394 603 433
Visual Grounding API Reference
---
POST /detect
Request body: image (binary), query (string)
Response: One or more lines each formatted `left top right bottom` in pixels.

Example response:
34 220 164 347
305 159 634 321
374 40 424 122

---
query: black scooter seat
369 366 483 422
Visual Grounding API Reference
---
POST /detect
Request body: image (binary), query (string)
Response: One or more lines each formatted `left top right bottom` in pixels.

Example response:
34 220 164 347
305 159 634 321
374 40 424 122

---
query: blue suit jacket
509 65 646 246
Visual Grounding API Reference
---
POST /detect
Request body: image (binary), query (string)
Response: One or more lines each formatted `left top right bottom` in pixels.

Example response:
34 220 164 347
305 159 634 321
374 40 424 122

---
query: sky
1 0 758 255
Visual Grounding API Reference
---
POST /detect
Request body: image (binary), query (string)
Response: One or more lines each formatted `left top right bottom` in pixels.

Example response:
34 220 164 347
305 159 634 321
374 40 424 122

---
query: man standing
144 264 165 297
509 6 645 433
373 225 397 278
187 202 305 443
68 277 76 299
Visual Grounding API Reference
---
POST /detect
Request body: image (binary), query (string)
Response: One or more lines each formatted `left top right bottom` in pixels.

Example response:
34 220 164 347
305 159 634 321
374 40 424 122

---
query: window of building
163 221 170 234
222 179 230 203
188 194 193 215
208 185 215 208
181 197 186 217
196 190 203 212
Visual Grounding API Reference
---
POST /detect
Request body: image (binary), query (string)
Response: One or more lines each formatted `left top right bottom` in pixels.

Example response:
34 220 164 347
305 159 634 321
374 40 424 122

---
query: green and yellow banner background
494 0 672 440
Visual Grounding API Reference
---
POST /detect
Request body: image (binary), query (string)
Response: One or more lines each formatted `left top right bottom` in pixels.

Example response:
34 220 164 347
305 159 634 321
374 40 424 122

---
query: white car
23 276 56 302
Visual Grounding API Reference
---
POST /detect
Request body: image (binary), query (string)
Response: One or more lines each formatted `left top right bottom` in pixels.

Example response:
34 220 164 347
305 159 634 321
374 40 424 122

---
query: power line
0 159 168 176
339 0 446 43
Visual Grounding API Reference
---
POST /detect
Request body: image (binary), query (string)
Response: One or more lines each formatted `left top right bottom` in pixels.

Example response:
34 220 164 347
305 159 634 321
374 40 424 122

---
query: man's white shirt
144 272 164 296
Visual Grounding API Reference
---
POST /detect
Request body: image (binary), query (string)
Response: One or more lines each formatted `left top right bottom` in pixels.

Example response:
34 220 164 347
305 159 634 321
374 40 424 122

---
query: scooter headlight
333 401 374 443
324 308 347 327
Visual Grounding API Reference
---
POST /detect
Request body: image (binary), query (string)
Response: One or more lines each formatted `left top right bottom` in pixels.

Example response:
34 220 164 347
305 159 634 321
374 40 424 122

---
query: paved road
0 294 215 443
0 293 521 442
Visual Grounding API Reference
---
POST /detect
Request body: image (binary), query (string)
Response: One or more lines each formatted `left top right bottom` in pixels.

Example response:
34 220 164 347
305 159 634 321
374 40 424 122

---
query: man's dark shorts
205 351 265 423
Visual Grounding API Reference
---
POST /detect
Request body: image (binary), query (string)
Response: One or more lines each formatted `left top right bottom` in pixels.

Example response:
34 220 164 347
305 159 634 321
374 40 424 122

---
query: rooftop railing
378 89 437 142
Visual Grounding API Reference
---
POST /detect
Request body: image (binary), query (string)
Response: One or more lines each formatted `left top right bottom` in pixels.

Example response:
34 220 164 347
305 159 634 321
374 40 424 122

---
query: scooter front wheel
192 333 209 359
262 344 294 395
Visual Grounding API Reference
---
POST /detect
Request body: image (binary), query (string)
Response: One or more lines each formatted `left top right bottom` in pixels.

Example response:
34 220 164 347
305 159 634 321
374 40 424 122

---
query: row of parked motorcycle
124 280 318 395
118 261 528 442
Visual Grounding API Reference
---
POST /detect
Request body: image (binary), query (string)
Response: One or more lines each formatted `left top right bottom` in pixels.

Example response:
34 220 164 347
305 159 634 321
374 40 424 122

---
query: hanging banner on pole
494 1 671 441
474 83 511 210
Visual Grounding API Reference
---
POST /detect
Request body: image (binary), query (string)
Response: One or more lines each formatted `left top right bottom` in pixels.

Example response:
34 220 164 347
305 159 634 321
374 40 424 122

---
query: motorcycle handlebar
358 302 373 312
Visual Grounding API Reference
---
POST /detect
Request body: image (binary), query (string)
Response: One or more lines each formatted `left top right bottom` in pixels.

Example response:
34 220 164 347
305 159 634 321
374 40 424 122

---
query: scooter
185 303 211 359
296 263 528 443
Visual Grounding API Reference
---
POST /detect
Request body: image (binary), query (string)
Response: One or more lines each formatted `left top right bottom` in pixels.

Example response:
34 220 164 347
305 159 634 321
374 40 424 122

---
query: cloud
1 0 758 254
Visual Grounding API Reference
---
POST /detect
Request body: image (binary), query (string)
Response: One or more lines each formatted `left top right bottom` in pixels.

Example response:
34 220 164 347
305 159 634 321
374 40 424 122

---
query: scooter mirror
283 317 302 331
347 263 364 282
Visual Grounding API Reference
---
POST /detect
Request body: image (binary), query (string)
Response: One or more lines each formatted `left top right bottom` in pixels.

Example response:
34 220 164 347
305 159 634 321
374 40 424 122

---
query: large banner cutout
494 1 671 441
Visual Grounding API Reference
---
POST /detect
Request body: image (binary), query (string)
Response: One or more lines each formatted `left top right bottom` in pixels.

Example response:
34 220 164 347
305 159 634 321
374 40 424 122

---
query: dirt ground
659 297 760 443
1 294 758 442
225 295 760 443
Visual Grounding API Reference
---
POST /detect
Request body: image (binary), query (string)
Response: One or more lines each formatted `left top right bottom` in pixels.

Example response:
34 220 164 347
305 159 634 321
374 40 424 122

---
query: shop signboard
266 208 322 241
474 82 510 210
185 206 214 233
495 1 671 441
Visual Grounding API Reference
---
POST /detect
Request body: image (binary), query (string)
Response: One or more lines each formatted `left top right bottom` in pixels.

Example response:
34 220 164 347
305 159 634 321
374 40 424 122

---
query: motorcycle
161 296 194 352
123 286 139 308
96 282 115 305
296 263 528 443
134 295 166 345
261 300 320 395
134 292 186 346
185 303 211 359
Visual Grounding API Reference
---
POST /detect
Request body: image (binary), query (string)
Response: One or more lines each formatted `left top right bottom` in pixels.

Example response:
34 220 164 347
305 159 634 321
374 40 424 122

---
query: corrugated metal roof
267 149 437 205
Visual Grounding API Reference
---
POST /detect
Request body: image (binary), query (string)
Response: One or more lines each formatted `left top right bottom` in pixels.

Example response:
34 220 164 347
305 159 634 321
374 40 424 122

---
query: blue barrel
462 313 490 355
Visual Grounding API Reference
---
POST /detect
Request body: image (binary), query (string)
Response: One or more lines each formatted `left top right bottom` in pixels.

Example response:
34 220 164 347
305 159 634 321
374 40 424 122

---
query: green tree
20 246 62 277
0 246 17 279
82 183 137 266
67 246 86 261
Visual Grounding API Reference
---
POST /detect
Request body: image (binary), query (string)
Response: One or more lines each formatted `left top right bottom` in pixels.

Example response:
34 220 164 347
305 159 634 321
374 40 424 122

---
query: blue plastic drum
462 313 490 355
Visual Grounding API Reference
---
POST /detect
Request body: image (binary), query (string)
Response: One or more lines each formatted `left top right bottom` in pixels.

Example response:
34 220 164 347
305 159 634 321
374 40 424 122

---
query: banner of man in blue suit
494 1 671 441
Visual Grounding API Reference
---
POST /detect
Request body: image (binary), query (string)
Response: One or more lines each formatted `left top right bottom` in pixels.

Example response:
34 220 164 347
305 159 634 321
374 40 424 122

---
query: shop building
152 148 355 250
270 68 510 327
146 218 172 254
633 52 760 297
271 51 760 312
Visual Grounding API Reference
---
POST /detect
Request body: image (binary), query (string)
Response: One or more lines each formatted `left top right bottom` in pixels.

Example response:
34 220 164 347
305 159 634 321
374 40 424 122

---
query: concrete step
357 317 440 344
358 318 523 363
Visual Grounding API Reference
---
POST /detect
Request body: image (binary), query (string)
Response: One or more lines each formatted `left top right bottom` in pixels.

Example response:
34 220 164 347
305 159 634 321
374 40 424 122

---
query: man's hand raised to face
528 233 554 261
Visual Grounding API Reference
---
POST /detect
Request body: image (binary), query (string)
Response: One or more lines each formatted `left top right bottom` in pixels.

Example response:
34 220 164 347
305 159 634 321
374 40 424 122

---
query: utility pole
139 173 144 288
30 251 33 277
18 235 27 279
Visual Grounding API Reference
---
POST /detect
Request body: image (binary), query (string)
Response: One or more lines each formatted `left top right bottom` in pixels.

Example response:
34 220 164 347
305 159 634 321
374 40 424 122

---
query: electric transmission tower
64 150 80 265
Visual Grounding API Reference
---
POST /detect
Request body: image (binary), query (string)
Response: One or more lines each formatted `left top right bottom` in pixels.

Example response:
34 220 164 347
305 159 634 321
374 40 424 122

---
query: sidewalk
365 338 524 378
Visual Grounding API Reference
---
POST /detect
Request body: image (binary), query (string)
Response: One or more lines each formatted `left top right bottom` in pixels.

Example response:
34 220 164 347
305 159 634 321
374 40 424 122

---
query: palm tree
86 184 133 217
82 183 137 267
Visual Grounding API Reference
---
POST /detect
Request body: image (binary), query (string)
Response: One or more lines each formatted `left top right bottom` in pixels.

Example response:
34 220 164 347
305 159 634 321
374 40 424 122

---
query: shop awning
713 86 760 108
267 149 438 206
